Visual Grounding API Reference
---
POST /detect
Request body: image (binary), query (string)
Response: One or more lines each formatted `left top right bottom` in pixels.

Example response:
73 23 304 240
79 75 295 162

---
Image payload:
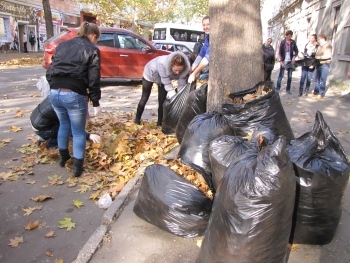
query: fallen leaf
22 207 36 216
8 237 24 247
45 231 56 238
25 220 40 230
46 251 53 257
55 259 64 263
26 179 36 184
10 126 22 132
58 217 75 231
15 109 23 117
30 194 54 202
73 199 84 209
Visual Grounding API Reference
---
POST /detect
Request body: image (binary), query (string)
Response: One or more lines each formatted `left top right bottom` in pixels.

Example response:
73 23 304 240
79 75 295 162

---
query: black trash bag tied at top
209 125 276 191
162 82 193 135
133 164 212 238
196 136 296 263
175 83 208 143
178 111 235 192
222 81 294 143
287 110 350 245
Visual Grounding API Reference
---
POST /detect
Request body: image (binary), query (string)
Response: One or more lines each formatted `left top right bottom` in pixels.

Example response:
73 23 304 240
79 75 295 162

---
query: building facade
267 0 349 81
0 0 95 53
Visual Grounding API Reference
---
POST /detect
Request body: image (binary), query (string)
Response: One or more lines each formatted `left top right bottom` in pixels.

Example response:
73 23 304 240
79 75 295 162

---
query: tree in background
42 0 54 39
207 0 264 112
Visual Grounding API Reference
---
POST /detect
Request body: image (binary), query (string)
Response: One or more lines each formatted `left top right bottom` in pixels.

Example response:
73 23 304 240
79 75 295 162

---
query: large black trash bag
133 164 212 238
223 81 294 143
287 110 350 245
175 83 208 143
179 112 235 191
162 83 192 134
209 126 276 191
196 136 296 263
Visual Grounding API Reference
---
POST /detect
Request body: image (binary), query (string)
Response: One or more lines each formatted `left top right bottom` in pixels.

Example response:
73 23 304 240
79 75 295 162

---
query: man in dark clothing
276 30 298 94
193 38 203 58
262 37 275 81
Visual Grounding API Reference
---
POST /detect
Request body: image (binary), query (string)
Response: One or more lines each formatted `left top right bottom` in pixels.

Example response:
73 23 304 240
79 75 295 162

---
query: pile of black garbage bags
133 82 350 262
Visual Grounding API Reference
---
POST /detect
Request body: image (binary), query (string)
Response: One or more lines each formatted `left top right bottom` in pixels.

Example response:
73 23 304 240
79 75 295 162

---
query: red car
42 27 170 80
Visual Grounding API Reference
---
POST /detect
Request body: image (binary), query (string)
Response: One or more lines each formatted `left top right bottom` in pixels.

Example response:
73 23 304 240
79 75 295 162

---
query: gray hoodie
143 51 190 92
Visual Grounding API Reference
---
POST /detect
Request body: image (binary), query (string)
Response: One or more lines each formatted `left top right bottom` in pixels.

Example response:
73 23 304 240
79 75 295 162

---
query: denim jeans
276 64 293 92
313 64 330 96
299 66 315 94
50 89 88 159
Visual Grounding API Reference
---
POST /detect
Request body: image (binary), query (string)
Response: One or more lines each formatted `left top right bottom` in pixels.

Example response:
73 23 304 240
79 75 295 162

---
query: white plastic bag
98 193 112 209
36 76 50 98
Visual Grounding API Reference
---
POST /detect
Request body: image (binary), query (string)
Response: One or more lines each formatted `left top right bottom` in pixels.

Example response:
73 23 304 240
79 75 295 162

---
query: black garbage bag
294 57 316 67
133 164 212 238
287 111 350 245
175 83 208 143
196 136 295 263
162 83 192 134
209 126 276 191
223 81 294 143
179 112 235 191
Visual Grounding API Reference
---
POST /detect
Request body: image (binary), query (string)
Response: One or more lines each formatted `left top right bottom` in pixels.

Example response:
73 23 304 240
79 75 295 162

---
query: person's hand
166 90 176 99
280 61 285 68
292 58 296 64
188 73 196 83
89 134 101 143
93 106 101 116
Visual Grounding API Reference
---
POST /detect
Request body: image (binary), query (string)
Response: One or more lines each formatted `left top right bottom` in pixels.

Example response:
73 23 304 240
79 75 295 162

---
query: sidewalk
0 50 43 63
83 67 350 263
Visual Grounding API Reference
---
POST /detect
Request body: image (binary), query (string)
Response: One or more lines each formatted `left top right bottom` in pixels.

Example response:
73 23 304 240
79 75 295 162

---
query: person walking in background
188 16 210 83
193 38 203 59
311 34 333 99
29 31 36 52
46 22 101 177
298 34 319 97
262 37 275 81
275 30 298 94
134 51 190 126
23 32 28 53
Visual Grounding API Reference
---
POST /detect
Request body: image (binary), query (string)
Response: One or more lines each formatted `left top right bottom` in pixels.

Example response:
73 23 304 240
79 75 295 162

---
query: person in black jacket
46 22 101 177
262 37 275 81
30 96 101 149
276 30 299 94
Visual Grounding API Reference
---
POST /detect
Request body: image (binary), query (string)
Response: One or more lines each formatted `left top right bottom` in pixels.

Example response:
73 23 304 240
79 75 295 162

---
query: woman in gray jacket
135 51 190 125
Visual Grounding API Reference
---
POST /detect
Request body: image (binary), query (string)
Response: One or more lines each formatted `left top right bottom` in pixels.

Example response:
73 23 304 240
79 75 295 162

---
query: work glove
166 90 176 99
93 106 101 116
89 134 101 143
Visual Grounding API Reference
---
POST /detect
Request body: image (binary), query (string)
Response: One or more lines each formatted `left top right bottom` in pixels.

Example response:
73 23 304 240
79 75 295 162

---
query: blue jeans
299 66 315 94
276 63 293 92
313 64 330 96
50 89 88 159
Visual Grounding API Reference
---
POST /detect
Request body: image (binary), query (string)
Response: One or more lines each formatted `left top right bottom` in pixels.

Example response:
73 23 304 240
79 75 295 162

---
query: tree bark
207 0 264 112
42 0 54 39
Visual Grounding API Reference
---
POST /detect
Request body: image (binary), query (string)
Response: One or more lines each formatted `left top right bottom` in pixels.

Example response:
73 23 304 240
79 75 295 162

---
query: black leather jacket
46 36 101 106
30 96 59 130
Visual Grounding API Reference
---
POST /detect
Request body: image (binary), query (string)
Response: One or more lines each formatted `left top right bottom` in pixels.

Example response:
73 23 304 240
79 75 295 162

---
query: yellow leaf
15 109 23 117
55 259 64 263
22 207 36 216
10 126 22 132
73 199 84 209
58 217 75 231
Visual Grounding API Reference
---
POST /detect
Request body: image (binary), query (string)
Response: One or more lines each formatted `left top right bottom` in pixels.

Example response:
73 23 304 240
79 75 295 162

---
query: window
97 33 114 47
117 34 147 50
153 28 166 40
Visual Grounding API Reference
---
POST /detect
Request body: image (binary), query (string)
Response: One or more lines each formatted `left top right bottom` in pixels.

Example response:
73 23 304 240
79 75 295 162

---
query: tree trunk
42 0 54 39
207 0 264 112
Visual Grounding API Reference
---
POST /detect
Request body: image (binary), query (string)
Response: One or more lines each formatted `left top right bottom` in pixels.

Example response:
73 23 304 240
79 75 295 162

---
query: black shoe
73 158 84 177
59 149 71 167
287 91 292 95
134 118 141 125
298 92 303 97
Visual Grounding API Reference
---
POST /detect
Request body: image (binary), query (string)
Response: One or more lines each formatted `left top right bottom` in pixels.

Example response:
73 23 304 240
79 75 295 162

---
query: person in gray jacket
134 51 190 125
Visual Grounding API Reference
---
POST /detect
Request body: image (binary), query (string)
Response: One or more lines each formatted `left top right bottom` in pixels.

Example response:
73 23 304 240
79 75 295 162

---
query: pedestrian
30 96 101 149
37 35 40 50
29 31 36 52
310 34 333 99
276 30 299 94
193 38 203 58
188 16 210 83
262 37 275 81
23 32 28 53
298 34 319 97
134 51 191 125
46 22 101 177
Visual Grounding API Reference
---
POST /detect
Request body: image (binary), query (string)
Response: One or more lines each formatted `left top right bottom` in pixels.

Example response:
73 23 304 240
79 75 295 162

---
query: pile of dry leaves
0 57 42 67
3 111 212 202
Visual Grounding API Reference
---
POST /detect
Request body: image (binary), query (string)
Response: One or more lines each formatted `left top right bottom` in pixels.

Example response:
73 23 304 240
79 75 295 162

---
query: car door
116 33 162 79
97 32 119 78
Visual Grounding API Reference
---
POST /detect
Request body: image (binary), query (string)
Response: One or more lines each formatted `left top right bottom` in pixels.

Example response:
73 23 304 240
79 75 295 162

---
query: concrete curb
72 167 145 263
